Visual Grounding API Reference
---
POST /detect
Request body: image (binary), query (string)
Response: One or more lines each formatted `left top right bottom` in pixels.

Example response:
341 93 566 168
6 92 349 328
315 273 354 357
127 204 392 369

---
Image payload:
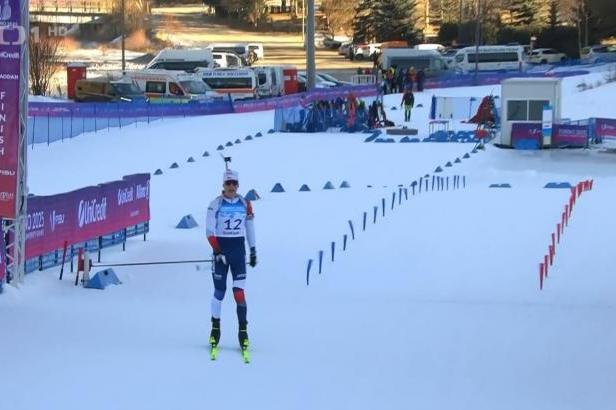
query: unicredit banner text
25 174 150 259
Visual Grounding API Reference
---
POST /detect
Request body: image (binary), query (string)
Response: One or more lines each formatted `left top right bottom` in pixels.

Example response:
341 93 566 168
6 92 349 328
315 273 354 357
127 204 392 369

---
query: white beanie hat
223 169 239 183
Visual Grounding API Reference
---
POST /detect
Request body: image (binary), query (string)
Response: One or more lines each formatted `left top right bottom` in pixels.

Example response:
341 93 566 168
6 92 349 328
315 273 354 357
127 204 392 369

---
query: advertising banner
511 122 542 143
552 124 588 147
0 0 23 218
542 104 553 143
24 174 150 259
595 118 616 139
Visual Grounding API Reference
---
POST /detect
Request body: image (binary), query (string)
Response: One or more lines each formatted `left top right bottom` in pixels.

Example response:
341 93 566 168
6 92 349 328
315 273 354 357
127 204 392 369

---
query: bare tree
321 0 358 35
29 35 64 96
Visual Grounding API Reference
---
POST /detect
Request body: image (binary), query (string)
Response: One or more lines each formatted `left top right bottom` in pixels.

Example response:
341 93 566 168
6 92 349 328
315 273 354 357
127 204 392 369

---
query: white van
379 49 449 75
252 66 284 97
212 52 243 68
146 48 214 72
452 45 526 73
207 43 255 65
123 70 221 103
197 68 258 100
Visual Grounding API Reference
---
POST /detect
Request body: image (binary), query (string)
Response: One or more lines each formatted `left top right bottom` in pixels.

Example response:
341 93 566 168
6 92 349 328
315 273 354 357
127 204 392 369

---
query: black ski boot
209 317 220 346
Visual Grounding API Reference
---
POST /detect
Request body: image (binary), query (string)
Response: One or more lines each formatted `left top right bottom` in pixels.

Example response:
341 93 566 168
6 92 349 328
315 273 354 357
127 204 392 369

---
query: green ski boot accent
239 323 249 363
241 339 250 363
210 318 220 360
210 337 219 360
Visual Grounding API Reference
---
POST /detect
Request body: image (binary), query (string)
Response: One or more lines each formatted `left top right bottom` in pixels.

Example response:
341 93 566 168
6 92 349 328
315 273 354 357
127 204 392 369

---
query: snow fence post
419 178 423 193
382 198 386 217
391 192 396 210
363 212 367 231
318 251 324 274
306 259 313 286
348 220 355 240
59 240 68 281
343 234 348 251
539 263 544 290
373 206 378 224
331 242 335 262
82 251 91 287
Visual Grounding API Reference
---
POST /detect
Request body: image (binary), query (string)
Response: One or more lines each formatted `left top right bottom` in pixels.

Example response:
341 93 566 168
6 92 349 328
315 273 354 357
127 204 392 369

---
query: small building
499 78 562 148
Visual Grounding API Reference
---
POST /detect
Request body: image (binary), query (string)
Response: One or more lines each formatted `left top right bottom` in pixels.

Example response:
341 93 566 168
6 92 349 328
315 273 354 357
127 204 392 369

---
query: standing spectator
416 69 426 92
409 66 417 90
396 68 405 94
404 69 414 92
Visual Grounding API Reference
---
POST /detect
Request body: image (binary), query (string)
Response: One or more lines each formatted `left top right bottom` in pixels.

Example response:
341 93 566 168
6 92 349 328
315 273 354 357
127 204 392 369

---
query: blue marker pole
318 251 324 274
382 198 386 217
306 259 313 286
391 192 396 210
348 220 355 240
373 206 378 224
362 212 367 231
331 241 335 262
343 234 348 251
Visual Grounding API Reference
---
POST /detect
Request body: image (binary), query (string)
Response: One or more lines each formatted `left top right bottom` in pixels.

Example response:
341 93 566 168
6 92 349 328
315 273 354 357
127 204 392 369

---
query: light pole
474 0 481 81
121 0 126 74
305 0 316 90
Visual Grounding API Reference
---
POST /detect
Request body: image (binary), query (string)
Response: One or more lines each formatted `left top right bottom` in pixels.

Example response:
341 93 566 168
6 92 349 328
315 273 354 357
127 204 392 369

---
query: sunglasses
224 180 239 186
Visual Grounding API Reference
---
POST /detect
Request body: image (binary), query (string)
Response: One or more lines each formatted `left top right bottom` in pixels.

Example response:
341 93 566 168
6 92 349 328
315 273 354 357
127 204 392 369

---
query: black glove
249 247 257 268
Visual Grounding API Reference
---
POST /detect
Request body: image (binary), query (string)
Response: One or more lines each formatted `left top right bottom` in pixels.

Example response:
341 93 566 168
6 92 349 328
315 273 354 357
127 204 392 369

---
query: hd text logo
0 24 68 46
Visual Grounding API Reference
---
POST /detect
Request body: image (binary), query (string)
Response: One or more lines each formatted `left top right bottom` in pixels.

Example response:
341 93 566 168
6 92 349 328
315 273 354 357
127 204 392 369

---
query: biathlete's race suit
206 194 255 342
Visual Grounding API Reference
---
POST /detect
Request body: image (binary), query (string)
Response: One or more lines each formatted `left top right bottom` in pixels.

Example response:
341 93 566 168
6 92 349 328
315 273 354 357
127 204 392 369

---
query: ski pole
92 259 214 268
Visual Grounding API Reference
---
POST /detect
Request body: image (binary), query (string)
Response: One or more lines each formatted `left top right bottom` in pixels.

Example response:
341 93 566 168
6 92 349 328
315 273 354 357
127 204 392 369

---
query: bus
197 68 258 100
452 45 526 73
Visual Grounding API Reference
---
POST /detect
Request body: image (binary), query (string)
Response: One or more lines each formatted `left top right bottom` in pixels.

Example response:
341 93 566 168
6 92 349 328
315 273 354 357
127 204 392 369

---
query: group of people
299 94 395 132
380 65 426 95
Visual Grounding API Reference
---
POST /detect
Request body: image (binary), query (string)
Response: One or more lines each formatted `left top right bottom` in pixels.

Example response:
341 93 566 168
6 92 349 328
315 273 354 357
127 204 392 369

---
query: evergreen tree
374 0 419 42
352 0 377 43
547 0 560 28
510 0 537 26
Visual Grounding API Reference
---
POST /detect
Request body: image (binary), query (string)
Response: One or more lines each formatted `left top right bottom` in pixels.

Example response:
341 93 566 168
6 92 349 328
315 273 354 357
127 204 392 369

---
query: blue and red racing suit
206 194 255 324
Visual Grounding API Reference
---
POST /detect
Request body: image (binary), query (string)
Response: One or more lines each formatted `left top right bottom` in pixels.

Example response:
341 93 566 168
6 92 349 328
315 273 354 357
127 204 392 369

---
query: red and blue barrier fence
4 174 151 286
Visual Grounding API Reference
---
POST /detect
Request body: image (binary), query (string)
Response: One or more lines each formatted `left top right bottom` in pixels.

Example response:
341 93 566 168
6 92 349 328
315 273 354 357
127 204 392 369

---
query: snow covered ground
2 71 616 410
